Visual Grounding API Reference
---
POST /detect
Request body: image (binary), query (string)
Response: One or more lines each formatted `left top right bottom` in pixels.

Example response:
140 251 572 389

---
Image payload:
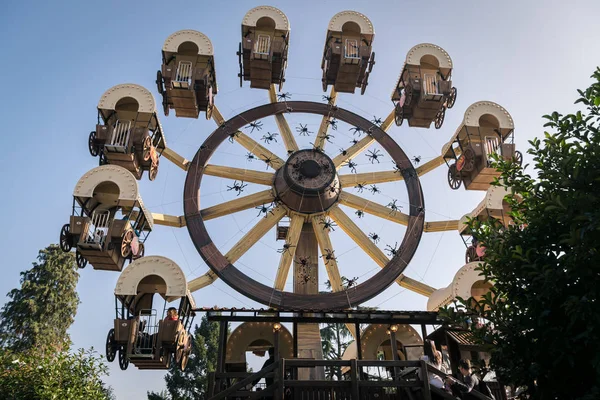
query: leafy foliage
450 68 600 400
0 341 113 399
0 245 79 352
148 314 220 400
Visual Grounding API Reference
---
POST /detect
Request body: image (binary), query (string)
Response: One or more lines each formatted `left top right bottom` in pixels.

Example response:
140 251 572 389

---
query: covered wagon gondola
157 30 217 119
321 11 376 94
458 185 512 263
238 6 290 90
106 256 195 371
59 165 152 271
89 84 166 181
392 43 456 129
427 262 493 312
442 101 522 191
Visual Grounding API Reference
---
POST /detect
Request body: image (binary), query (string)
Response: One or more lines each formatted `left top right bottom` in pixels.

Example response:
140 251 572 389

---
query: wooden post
355 323 362 360
350 358 360 400
420 359 432 400
293 322 298 358
278 358 286 400
293 223 325 380
274 327 280 362
390 329 399 380
217 321 227 373
421 324 428 356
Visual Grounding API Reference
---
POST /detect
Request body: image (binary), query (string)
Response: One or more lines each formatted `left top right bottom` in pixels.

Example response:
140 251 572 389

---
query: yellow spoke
212 105 285 169
269 85 299 153
225 207 286 264
339 171 403 188
313 87 337 151
311 216 344 292
188 270 218 292
338 192 409 226
204 165 274 186
162 147 190 171
202 190 275 221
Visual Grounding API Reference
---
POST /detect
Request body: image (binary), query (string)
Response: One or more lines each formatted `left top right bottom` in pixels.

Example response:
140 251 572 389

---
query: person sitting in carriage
165 307 179 321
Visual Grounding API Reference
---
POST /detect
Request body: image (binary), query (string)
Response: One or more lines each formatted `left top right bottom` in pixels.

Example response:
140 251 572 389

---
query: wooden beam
328 206 389 268
269 84 299 153
188 270 218 292
416 156 445 177
313 87 337 151
333 108 395 169
212 104 285 169
162 147 190 171
235 133 286 170
225 207 286 264
338 191 410 226
204 165 274 186
332 135 374 169
274 214 305 290
152 213 186 228
395 275 436 297
211 105 226 126
339 171 403 188
424 220 459 233
201 190 276 221
311 216 344 292
329 206 433 297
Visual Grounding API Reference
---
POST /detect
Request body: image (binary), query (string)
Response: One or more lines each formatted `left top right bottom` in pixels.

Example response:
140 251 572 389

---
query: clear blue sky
1 0 599 398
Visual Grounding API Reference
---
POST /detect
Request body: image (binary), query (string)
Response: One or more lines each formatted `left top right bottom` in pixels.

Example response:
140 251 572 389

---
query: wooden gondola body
239 6 290 90
158 30 217 119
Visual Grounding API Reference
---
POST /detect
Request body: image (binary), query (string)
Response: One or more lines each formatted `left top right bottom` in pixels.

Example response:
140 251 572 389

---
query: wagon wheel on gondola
118 345 129 370
514 150 523 166
237 42 243 88
394 104 404 126
180 335 192 371
447 163 462 190
174 331 186 364
205 86 214 120
156 70 164 95
367 51 375 73
360 72 369 95
149 158 159 181
76 249 87 269
142 136 153 162
133 242 145 260
88 131 99 157
465 246 480 264
461 147 476 172
434 107 446 129
105 328 117 362
121 230 134 258
98 151 107 166
183 101 426 310
162 96 169 117
446 87 457 109
60 224 72 252
404 84 413 107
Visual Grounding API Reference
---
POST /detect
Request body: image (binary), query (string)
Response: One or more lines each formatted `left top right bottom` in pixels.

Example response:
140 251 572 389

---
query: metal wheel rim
142 136 152 161
106 329 116 362
60 224 71 252
88 131 99 157
447 87 457 109
448 164 462 190
76 250 87 269
435 108 445 129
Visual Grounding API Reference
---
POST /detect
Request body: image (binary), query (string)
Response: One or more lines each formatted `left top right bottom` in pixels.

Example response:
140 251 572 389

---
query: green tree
148 314 221 400
0 343 113 399
448 68 600 400
0 245 79 352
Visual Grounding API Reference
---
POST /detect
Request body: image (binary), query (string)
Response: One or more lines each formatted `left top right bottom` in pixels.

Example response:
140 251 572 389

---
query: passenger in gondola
446 359 479 399
165 307 179 321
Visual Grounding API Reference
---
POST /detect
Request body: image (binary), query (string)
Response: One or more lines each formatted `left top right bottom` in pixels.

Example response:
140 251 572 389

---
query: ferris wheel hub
274 149 340 214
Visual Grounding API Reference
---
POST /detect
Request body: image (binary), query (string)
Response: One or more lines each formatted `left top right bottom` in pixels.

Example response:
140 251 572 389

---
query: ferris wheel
59 6 520 372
